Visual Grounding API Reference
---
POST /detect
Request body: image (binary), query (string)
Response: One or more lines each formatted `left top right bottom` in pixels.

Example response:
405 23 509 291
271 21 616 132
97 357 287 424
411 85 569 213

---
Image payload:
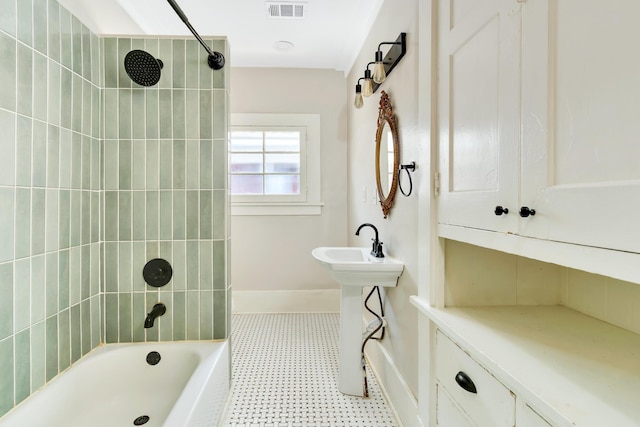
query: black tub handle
455 371 477 394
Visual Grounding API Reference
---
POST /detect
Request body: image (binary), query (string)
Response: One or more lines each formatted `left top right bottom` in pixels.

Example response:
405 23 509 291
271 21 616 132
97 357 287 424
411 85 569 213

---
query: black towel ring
398 161 416 197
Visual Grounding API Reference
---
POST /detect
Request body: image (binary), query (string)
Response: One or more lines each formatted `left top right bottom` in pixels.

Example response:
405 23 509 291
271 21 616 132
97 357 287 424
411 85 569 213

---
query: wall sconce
353 33 407 108
354 77 364 109
373 33 406 85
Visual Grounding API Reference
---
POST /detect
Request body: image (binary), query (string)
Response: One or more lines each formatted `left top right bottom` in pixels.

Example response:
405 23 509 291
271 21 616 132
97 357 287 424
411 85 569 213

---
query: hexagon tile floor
221 313 399 427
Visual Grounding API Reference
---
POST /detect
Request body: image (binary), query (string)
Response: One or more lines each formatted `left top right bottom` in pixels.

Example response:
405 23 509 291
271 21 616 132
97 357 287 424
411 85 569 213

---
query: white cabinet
428 2 640 427
439 0 640 254
413 301 640 427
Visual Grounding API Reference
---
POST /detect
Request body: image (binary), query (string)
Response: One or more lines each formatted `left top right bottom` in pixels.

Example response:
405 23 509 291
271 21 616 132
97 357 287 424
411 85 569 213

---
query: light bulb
372 61 386 84
362 78 373 97
354 92 364 109
354 82 364 109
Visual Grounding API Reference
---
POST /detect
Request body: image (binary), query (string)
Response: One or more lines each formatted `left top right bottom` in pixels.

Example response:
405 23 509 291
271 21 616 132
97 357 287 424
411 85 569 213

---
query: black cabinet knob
519 207 536 218
455 371 477 394
494 206 509 216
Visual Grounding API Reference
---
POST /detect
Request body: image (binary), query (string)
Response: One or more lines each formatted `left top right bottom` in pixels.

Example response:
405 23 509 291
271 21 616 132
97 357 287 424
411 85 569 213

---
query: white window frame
230 113 323 216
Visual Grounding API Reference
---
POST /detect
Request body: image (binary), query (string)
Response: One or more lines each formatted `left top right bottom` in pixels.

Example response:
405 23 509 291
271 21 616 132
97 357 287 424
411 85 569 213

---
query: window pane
265 131 300 152
265 175 300 195
386 129 394 174
230 153 263 173
231 175 263 195
265 153 300 174
230 131 263 152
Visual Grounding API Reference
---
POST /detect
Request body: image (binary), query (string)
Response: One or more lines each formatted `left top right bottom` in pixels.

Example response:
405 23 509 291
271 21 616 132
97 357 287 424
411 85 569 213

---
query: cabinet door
438 0 521 233
521 0 640 253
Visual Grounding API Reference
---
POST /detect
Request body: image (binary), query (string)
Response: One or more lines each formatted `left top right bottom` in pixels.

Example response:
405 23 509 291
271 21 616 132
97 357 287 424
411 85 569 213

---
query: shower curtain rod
166 0 225 70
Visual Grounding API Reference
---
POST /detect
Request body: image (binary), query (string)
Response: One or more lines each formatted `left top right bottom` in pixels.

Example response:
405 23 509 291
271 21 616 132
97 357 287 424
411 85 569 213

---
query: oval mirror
375 91 400 218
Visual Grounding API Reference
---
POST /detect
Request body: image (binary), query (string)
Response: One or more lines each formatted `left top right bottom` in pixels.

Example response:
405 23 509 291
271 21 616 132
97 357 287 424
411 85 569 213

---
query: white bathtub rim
164 340 230 426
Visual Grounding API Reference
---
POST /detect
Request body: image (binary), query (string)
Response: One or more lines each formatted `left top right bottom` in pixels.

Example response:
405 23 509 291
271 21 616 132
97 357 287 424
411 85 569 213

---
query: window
230 129 304 199
230 114 322 215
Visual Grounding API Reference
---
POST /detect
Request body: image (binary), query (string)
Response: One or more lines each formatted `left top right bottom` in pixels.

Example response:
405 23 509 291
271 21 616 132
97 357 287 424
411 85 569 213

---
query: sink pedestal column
338 285 365 396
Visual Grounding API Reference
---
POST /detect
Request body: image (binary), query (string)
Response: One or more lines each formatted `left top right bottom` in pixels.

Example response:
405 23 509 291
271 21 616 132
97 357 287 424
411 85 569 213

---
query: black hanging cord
399 161 416 197
363 286 385 344
361 286 386 397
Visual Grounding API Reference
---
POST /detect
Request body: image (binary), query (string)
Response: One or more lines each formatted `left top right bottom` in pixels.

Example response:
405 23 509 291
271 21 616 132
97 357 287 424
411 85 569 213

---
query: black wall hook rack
399 161 416 197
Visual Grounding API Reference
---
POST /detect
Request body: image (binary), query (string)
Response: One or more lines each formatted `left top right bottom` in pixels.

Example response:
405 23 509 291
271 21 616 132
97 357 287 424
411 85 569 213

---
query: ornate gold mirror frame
375 91 400 218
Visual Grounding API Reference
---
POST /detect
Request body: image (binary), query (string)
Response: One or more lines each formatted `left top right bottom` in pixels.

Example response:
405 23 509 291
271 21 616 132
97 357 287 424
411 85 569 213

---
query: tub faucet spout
355 223 384 258
144 303 167 328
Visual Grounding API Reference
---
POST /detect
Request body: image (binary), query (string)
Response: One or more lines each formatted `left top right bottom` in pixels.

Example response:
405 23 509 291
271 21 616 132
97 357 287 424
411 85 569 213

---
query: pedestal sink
311 247 404 396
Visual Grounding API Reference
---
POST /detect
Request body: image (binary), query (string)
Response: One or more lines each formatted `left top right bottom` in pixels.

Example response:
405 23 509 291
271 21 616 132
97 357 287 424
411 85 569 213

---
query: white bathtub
0 340 230 427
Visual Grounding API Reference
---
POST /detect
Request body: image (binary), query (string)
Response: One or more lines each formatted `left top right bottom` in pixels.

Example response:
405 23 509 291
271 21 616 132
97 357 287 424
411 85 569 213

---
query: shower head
124 50 164 87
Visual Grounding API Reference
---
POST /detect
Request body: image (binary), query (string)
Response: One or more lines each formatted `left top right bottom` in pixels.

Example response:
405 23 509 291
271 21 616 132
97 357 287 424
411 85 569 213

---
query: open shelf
439 224 640 286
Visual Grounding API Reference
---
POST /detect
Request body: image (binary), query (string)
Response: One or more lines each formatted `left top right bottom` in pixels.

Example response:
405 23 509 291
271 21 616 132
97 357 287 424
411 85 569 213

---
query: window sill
231 202 324 216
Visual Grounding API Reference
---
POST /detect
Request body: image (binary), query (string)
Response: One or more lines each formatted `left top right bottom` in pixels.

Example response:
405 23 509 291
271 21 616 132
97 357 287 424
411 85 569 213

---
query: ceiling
57 0 384 73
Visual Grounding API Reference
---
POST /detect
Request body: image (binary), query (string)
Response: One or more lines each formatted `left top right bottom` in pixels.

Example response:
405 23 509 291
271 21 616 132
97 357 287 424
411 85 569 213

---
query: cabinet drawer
521 404 552 427
436 383 476 427
436 330 515 427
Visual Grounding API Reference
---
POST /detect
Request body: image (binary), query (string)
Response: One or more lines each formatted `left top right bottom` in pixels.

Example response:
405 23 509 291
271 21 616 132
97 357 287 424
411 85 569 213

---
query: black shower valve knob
143 258 173 288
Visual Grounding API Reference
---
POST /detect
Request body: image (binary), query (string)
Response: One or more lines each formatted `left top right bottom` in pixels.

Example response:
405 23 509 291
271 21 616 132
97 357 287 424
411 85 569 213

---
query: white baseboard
232 289 340 313
365 339 422 427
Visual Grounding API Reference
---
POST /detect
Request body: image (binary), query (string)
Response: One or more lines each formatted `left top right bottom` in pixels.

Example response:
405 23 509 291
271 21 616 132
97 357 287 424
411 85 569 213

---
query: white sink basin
311 247 404 287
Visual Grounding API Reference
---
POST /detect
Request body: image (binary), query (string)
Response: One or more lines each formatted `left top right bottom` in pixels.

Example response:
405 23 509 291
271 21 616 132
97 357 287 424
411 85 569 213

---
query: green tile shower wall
0 0 230 419
102 36 229 345
0 0 102 417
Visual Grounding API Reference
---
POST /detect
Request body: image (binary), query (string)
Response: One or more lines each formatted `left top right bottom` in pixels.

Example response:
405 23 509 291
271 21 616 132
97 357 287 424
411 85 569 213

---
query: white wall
230 68 348 310
347 0 422 415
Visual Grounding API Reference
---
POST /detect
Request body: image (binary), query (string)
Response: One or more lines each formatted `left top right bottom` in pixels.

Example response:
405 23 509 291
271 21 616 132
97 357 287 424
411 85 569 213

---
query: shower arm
166 0 225 69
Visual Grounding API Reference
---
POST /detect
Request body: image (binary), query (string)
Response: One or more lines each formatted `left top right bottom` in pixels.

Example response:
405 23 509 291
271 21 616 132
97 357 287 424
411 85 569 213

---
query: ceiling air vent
266 1 307 19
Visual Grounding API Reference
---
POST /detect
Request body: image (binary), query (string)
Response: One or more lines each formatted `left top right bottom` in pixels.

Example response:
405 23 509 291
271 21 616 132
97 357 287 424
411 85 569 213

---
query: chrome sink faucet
355 223 384 258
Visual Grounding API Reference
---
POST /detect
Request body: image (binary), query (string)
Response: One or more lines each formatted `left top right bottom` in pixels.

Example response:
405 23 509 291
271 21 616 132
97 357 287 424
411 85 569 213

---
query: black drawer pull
455 371 477 394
